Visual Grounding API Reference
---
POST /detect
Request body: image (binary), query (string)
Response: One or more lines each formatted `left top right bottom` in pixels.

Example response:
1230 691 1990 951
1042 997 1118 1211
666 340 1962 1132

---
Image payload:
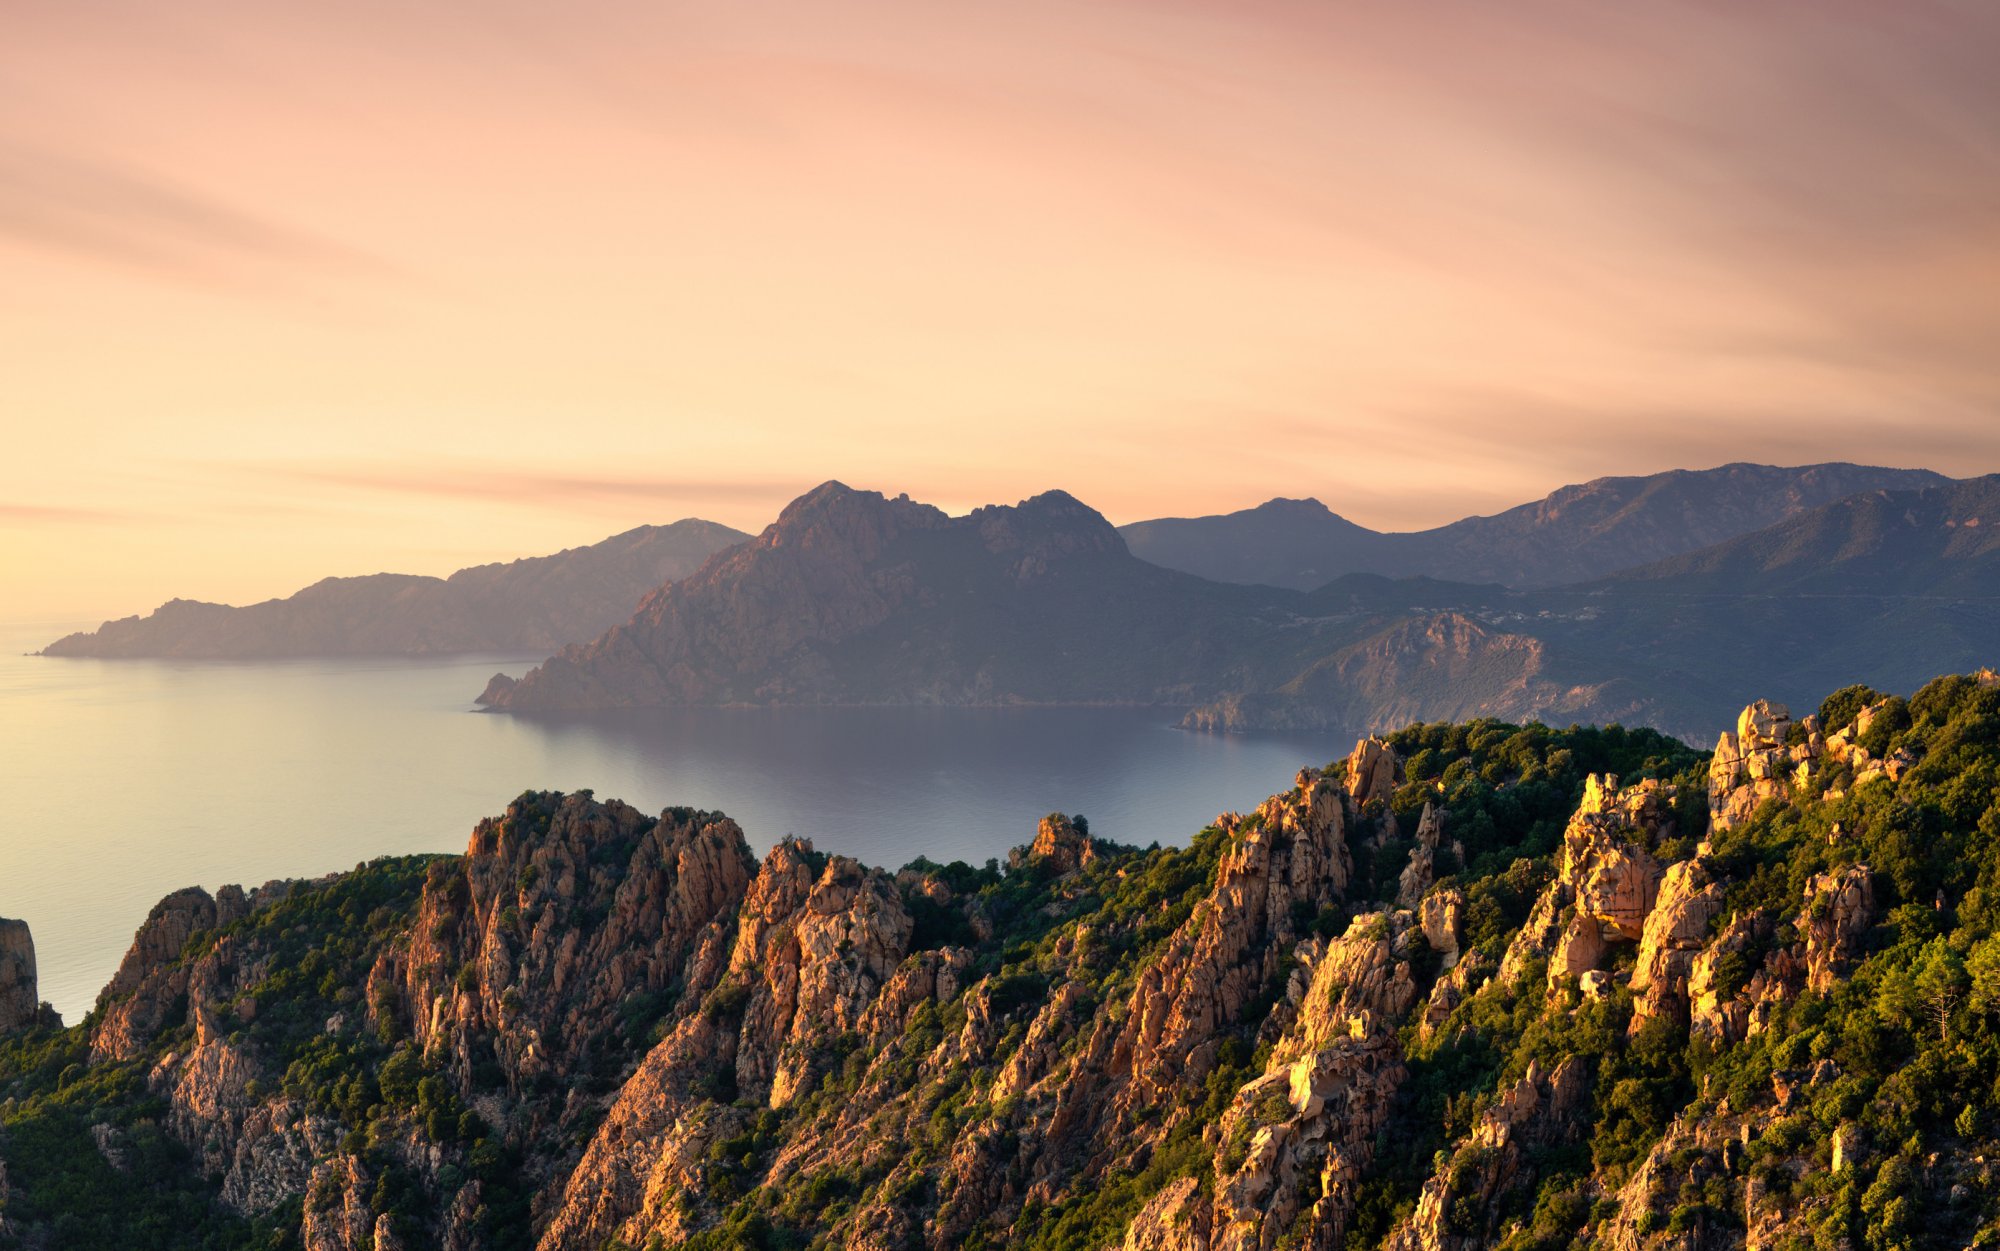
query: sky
4 0 1999 622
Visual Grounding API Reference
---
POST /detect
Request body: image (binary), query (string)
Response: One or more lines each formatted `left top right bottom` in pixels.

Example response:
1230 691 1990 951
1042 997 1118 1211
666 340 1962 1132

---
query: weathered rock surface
1386 1056 1589 1251
1418 886 1464 970
1015 813 1098 875
93 881 293 1061
1802 864 1875 992
1564 776 1670 940
23 680 1990 1251
1515 774 1678 995
1396 803 1443 908
1343 737 1402 816
378 792 757 1098
1630 859 1724 1027
0 917 39 1032
1110 770 1353 1118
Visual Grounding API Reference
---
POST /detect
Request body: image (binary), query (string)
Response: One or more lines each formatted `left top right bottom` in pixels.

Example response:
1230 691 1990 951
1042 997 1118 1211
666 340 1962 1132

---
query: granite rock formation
7 677 2000 1249
0 918 40 1033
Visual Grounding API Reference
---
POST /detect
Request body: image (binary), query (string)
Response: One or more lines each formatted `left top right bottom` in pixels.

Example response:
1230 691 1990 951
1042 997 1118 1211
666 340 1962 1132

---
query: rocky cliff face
0 918 41 1033
8 673 2000 1249
379 792 756 1099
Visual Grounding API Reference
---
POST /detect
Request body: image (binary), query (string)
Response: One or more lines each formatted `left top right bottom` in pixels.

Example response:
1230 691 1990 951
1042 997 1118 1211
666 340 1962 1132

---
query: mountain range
481 473 1999 738
38 463 1996 742
39 519 748 659
7 672 2000 1248
1118 462 1950 589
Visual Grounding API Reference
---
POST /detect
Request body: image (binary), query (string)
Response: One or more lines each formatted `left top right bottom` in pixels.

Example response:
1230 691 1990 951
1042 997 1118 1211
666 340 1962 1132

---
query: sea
0 620 1347 1021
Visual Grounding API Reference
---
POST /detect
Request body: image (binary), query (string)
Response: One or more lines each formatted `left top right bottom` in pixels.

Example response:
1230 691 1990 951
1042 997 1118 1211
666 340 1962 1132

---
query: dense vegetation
0 857 438 1250
6 675 2000 1248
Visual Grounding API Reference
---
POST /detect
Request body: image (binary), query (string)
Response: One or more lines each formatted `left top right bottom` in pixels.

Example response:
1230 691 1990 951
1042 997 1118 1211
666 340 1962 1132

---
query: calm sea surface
0 620 1345 1021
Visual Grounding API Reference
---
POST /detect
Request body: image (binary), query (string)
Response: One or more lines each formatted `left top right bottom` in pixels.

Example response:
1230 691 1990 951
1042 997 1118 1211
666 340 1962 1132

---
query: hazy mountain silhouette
42 519 749 658
1120 462 1951 589
483 478 1997 740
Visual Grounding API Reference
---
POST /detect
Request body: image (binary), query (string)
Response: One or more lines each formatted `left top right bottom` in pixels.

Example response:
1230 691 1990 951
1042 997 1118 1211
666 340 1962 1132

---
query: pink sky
4 0 1998 620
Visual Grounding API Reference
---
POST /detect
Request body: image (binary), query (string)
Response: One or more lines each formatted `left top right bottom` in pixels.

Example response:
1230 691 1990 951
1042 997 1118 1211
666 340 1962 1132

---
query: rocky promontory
0 917 46 1033
5 672 2000 1248
42 519 747 659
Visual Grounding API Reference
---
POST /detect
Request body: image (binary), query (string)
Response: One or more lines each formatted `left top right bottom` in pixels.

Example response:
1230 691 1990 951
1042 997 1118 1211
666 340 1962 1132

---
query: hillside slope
40 519 749 659
476 482 1996 740
1120 463 1950 589
477 482 1346 712
6 674 2000 1248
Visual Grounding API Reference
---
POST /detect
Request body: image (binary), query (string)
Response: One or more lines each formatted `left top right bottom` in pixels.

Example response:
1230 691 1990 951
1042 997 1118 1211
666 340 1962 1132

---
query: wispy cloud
265 462 806 515
0 143 391 286
0 502 132 525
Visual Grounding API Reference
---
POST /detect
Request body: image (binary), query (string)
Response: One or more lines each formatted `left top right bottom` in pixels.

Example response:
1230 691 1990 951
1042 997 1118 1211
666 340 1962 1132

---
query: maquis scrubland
6 671 2000 1251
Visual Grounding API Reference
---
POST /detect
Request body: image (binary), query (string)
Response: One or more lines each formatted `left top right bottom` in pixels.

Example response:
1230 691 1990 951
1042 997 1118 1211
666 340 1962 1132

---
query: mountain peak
764 482 948 556
972 490 1126 562
1251 496 1335 516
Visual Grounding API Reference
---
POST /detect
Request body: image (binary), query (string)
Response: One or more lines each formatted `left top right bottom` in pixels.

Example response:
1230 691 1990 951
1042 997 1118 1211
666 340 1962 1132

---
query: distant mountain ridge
483 477 1997 740
1120 462 1952 589
478 481 1326 711
41 519 749 659
1602 475 2000 595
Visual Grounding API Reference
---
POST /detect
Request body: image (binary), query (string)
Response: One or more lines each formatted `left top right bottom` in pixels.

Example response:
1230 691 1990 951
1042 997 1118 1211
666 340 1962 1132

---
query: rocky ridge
5 672 2000 1248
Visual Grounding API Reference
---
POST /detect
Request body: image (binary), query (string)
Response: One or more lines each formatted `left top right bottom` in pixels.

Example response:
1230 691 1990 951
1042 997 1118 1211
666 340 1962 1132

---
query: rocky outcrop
1517 774 1674 990
1565 776 1669 940
536 835 917 1249
1503 774 1681 994
1396 804 1443 908
300 1156 375 1251
1119 909 1415 1251
1418 887 1465 971
1708 701 1798 830
1549 910 1610 986
94 887 227 1061
94 881 292 1061
1109 770 1353 1117
381 792 756 1097
0 917 39 1032
1202 1034 1406 1251
1687 912 1787 1044
1015 813 1097 875
728 842 914 1105
1802 865 1875 992
1629 860 1724 1028
1386 1057 1589 1251
1276 911 1422 1064
1343 737 1402 816
26 679 1995 1251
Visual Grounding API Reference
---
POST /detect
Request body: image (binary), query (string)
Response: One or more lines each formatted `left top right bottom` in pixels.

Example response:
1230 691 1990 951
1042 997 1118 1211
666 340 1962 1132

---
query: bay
0 620 1346 1020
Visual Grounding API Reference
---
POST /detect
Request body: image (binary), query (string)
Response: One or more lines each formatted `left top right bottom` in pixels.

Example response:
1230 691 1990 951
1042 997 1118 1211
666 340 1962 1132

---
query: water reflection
0 623 1344 1019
